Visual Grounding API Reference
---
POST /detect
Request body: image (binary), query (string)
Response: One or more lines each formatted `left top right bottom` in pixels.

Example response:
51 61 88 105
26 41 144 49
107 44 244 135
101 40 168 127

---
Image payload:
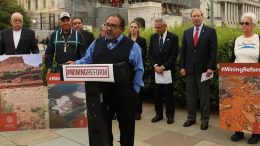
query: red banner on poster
219 63 260 76
47 73 83 84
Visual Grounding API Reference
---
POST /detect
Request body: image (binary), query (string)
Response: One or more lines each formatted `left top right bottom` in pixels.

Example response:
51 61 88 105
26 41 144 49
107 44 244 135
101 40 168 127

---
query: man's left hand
206 68 213 77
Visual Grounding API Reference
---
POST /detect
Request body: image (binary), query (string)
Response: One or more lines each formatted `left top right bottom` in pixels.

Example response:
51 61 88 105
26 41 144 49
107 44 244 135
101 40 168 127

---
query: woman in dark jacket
128 20 147 120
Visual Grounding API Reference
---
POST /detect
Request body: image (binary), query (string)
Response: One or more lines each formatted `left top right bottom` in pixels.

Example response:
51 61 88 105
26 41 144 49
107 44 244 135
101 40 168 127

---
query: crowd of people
0 8 259 145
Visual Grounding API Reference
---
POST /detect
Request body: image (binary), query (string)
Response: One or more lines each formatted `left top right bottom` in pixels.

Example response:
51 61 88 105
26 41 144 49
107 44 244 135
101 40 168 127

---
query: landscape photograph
219 75 260 134
0 55 48 131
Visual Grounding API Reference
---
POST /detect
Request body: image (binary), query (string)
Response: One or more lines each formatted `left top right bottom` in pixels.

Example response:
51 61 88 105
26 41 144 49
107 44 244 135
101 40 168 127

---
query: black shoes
167 117 174 124
151 115 163 123
231 132 244 142
200 122 209 130
183 120 196 127
248 134 260 144
231 132 260 144
135 114 141 120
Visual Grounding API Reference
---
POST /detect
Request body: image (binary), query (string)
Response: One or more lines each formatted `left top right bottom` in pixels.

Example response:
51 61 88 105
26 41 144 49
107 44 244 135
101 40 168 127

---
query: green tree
0 0 31 30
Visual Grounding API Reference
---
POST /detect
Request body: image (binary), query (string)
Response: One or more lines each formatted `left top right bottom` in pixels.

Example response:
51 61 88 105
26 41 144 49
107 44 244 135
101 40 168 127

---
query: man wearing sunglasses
68 14 144 146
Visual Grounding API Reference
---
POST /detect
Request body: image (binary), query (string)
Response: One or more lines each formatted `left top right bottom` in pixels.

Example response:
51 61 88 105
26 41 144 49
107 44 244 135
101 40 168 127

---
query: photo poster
47 73 87 129
0 54 48 131
219 63 260 134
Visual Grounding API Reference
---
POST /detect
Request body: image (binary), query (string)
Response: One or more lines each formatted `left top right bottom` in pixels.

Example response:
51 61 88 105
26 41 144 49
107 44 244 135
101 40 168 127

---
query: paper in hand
155 70 172 84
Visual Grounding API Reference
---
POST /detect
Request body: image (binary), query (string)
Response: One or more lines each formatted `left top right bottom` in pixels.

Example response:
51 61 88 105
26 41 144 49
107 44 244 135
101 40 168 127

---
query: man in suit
71 17 95 56
179 9 217 130
148 18 179 124
0 12 39 55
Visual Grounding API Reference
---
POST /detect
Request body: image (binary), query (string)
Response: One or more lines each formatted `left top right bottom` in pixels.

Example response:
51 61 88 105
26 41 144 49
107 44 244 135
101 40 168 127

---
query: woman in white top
230 12 260 144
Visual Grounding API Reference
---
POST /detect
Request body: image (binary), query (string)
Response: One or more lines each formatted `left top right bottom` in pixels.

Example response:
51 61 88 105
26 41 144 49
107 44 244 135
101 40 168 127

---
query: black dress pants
103 85 137 146
153 83 175 118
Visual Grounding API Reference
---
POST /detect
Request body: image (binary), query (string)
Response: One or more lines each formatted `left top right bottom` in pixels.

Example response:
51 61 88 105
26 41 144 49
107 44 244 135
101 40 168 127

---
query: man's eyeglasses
73 22 82 25
239 22 251 26
12 19 23 23
104 23 120 30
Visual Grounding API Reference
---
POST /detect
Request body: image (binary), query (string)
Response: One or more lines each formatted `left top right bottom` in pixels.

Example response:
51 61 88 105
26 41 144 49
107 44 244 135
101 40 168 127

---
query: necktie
159 35 163 52
108 42 113 50
193 27 199 47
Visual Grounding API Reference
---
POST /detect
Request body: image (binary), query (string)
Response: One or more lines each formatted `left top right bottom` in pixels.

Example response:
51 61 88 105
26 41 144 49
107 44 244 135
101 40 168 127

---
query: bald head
11 12 23 31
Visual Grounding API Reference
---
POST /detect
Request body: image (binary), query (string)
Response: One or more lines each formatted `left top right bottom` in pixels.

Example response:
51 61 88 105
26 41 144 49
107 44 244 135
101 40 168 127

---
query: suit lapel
196 25 206 47
155 34 160 52
17 28 24 49
162 32 169 49
8 29 16 49
188 28 194 48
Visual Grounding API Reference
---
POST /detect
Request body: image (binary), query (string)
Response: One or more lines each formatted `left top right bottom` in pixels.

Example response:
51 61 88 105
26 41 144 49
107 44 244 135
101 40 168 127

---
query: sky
0 54 42 67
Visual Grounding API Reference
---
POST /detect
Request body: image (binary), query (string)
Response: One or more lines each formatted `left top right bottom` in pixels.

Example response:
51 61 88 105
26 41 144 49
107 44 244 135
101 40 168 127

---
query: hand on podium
66 61 75 64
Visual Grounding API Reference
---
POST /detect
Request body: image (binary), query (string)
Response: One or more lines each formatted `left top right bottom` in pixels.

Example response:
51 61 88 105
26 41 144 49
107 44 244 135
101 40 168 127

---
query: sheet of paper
201 72 213 82
155 70 172 84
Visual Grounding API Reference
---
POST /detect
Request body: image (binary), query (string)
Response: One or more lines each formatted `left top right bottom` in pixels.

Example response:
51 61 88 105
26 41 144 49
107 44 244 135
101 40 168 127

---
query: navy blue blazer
180 25 217 75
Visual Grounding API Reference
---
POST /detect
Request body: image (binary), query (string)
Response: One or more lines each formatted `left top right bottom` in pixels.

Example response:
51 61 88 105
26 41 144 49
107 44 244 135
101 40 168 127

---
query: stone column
225 2 227 22
231 3 234 23
242 3 244 15
236 4 239 22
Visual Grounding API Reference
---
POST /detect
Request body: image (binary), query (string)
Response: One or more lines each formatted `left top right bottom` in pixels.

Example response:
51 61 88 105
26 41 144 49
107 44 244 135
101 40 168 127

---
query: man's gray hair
190 8 204 17
241 12 257 25
11 12 23 21
154 18 167 25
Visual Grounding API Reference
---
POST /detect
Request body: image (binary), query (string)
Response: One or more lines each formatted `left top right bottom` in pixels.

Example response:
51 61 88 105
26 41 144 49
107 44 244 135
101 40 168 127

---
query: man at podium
68 14 144 146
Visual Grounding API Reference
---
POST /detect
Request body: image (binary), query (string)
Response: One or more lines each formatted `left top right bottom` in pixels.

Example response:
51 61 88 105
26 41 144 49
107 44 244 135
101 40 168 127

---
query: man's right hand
66 61 75 64
47 69 51 74
180 68 186 76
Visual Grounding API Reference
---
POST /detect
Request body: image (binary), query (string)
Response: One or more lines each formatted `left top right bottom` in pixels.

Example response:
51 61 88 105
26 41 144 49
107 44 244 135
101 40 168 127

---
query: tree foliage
0 0 31 30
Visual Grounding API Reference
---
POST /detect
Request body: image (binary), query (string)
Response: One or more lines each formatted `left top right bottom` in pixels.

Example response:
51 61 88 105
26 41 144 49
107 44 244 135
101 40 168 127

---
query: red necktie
193 27 199 46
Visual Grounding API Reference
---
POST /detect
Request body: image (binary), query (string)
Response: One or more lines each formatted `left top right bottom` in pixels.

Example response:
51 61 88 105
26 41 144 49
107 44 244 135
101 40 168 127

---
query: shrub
87 24 260 109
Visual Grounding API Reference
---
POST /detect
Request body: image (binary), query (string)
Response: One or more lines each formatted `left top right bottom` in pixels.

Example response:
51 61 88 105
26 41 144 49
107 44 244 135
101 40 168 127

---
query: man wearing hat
45 12 84 73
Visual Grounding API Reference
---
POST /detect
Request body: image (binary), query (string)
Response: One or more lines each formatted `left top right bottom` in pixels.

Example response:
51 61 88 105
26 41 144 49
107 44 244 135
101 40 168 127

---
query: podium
60 62 131 146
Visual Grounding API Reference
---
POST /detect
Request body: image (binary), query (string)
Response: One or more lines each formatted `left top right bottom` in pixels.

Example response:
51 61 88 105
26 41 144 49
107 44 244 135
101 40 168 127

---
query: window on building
28 0 31 10
51 0 55 7
35 0 38 9
43 0 46 8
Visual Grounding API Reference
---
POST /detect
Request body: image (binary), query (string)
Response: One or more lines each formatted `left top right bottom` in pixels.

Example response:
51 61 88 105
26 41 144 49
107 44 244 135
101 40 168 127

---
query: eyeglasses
12 19 23 23
73 22 82 25
104 23 120 30
239 22 251 26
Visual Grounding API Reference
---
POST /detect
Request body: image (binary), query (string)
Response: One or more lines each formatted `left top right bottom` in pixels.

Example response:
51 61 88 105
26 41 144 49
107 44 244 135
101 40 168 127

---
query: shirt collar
59 28 72 35
194 23 203 31
161 30 167 37
105 34 123 44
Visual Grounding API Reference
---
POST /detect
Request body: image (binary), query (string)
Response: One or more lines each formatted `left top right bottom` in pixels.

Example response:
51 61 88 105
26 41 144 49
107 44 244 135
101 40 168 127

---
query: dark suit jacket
148 31 179 76
135 36 147 62
80 30 95 56
0 28 39 55
180 25 217 75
